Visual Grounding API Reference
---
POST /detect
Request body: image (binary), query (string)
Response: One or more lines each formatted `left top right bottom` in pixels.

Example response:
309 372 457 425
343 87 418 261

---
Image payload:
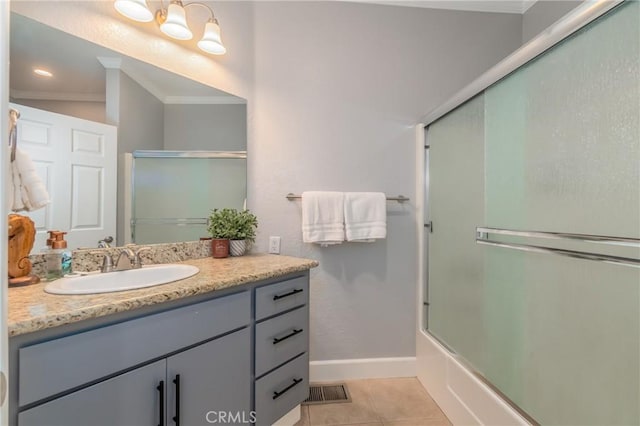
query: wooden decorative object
8 214 40 286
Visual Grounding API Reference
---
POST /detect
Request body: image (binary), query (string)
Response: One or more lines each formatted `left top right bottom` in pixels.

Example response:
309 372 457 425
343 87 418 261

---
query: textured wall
251 2 522 360
522 0 583 43
113 71 164 245
164 104 247 151
11 1 523 361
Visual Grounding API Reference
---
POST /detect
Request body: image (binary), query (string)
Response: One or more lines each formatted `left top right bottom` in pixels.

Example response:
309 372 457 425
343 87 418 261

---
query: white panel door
10 103 117 250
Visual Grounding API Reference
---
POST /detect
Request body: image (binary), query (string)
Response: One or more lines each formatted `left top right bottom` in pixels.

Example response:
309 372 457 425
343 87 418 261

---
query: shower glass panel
427 2 639 424
427 94 486 368
132 156 247 244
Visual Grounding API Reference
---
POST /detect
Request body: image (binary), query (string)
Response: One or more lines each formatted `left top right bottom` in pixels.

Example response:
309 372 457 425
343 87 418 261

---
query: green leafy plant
207 208 258 242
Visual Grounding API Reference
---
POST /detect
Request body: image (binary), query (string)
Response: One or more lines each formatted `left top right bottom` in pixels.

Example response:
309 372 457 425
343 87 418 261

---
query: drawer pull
157 380 165 426
273 328 303 345
172 374 181 426
273 288 303 301
272 378 303 400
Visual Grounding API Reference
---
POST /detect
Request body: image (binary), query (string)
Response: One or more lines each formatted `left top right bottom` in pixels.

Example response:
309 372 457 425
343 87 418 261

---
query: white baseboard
309 357 416 382
273 405 300 426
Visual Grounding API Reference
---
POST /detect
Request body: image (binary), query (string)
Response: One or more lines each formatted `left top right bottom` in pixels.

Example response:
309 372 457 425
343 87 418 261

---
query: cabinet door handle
273 288 303 301
157 380 165 426
273 328 303 344
272 378 303 400
172 374 181 426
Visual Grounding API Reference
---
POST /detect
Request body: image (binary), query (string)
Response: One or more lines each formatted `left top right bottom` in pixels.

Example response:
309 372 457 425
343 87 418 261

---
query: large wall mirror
9 12 247 250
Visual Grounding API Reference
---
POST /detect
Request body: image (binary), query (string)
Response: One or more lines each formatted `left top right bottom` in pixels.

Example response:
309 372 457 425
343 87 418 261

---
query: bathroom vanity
7 254 318 426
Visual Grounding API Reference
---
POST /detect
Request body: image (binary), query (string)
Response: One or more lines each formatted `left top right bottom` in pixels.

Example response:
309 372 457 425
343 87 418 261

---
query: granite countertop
8 254 318 337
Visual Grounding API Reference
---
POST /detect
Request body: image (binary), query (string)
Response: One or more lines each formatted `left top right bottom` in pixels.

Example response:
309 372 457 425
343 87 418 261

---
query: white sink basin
44 264 200 295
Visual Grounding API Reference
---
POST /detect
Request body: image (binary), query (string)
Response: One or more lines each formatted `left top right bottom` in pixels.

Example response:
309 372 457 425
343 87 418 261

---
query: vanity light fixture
114 0 154 22
114 0 226 55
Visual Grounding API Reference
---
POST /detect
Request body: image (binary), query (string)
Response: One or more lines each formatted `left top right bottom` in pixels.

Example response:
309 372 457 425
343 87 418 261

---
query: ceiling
345 0 538 14
10 13 242 104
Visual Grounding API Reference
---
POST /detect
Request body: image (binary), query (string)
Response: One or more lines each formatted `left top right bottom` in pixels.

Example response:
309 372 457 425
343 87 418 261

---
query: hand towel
301 191 345 246
11 148 50 212
344 192 386 242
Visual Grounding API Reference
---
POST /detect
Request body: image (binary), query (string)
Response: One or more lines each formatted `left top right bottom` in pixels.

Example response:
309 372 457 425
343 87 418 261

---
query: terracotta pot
211 239 230 258
229 240 247 256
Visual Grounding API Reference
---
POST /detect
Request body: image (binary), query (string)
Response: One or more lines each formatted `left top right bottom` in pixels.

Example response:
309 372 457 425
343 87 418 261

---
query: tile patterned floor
294 378 451 426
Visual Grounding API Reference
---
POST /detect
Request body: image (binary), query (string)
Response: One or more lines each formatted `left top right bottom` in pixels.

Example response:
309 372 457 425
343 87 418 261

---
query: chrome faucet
97 236 114 248
93 246 151 273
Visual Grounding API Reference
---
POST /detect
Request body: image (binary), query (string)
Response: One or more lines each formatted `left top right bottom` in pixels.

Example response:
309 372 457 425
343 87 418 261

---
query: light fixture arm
182 2 218 23
156 1 219 26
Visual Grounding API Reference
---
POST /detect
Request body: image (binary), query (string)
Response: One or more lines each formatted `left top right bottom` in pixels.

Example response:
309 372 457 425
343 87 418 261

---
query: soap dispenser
46 231 72 279
42 230 58 252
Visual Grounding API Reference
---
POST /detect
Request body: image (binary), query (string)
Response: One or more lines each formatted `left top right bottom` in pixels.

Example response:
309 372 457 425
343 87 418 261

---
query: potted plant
207 208 235 258
227 209 258 256
207 208 258 258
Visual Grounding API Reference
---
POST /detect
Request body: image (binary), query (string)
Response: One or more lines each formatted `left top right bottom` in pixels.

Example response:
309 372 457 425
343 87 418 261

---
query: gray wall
106 70 164 245
10 98 105 123
163 104 247 151
523 0 583 43
250 2 522 361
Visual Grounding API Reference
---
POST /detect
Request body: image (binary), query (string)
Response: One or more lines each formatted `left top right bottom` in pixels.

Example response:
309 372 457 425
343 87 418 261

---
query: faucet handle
90 250 114 273
132 246 151 268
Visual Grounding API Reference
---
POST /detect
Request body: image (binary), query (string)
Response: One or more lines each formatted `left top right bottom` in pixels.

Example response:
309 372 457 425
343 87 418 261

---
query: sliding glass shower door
132 152 247 244
426 2 639 424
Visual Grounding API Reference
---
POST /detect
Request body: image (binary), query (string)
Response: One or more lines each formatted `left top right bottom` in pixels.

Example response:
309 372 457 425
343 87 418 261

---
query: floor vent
303 383 351 405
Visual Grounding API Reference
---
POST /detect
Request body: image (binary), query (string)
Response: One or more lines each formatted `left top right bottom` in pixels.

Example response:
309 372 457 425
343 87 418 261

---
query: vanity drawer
254 353 309 426
19 291 250 407
255 275 308 320
255 306 308 377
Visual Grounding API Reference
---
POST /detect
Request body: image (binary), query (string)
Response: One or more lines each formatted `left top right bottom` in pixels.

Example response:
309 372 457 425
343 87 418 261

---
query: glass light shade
114 0 153 22
197 21 227 55
160 3 193 40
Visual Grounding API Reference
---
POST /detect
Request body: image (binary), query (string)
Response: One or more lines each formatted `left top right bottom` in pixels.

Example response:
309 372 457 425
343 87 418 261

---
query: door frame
1 1 10 423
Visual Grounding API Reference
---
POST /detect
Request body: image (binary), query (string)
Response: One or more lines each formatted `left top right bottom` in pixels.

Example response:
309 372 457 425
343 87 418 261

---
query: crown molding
344 0 538 14
10 89 105 102
96 56 123 69
96 56 241 105
163 96 246 105
521 0 538 13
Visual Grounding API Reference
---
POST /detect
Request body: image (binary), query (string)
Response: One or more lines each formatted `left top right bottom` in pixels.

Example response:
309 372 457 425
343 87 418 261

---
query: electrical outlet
269 236 281 254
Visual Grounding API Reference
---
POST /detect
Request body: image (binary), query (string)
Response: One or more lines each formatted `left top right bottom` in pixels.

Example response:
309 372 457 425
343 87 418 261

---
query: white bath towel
301 191 345 246
344 192 386 242
9 148 50 212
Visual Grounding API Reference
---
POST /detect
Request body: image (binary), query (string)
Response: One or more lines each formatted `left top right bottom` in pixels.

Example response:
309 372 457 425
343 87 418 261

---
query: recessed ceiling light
33 68 53 77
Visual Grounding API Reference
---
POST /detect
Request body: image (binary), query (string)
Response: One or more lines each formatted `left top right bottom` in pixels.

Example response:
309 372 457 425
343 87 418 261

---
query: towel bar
285 193 409 203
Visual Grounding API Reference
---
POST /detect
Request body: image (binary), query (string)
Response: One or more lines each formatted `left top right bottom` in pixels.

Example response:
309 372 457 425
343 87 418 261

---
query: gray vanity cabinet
18 360 166 426
17 327 251 426
10 270 312 426
167 328 251 425
253 276 310 426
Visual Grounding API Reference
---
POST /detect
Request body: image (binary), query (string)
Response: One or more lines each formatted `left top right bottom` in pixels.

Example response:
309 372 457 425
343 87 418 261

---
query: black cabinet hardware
157 380 165 426
172 375 181 426
272 378 303 400
273 329 303 345
273 289 303 301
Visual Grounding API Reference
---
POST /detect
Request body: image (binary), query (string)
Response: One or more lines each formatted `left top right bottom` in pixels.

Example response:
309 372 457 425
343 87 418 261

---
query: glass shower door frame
130 150 247 244
417 2 635 424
